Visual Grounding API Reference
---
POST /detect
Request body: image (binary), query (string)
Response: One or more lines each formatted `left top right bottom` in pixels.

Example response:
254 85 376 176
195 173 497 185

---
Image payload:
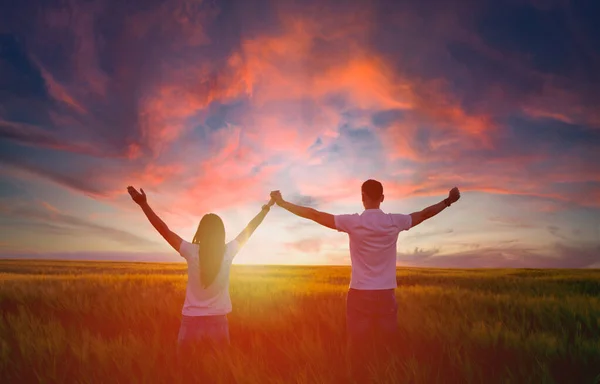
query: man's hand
127 186 147 206
270 190 284 206
410 186 461 228
448 187 461 204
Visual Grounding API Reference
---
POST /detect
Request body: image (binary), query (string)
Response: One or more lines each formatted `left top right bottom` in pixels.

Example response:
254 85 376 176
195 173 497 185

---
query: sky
0 0 599 267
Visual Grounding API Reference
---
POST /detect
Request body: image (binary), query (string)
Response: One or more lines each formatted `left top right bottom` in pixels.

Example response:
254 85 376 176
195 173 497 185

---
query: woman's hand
262 197 276 211
127 186 147 206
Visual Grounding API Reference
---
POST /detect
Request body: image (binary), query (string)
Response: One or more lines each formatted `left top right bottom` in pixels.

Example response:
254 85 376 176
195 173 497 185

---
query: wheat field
0 260 599 383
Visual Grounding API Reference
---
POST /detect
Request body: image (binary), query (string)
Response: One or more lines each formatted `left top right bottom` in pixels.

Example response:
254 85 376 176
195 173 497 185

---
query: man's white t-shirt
178 239 242 316
334 209 412 290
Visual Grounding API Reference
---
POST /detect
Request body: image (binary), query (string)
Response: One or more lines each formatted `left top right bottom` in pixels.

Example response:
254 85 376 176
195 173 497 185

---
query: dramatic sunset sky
1 0 599 267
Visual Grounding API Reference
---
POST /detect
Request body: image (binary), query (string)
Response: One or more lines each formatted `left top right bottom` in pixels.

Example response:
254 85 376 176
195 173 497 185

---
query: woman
127 186 274 352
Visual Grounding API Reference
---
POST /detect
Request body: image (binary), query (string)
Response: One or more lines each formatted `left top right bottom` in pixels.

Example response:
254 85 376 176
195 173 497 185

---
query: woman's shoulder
225 239 239 251
224 239 242 258
179 240 199 259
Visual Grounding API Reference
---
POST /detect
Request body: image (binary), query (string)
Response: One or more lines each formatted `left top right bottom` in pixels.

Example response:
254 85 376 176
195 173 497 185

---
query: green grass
1 260 599 383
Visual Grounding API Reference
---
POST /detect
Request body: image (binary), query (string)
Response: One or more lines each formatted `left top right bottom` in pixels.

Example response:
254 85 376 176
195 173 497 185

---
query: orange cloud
224 9 495 171
237 14 412 111
132 163 186 189
99 0 500 182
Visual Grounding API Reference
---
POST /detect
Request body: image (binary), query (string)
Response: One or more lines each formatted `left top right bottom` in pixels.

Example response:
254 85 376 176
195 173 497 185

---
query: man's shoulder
333 213 360 232
334 213 360 221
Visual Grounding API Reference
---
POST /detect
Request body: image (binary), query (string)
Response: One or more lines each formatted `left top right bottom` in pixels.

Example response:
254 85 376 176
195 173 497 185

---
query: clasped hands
261 191 282 211
269 190 284 205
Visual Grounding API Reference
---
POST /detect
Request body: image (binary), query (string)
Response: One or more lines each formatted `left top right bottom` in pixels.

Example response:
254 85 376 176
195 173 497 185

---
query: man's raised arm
270 191 336 230
409 187 461 228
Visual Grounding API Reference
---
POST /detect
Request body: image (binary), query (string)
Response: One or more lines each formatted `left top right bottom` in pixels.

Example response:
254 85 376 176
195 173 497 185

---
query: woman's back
178 240 241 316
126 185 274 350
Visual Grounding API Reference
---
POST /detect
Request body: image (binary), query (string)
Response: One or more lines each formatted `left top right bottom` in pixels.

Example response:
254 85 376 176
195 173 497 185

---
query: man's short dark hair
361 179 383 200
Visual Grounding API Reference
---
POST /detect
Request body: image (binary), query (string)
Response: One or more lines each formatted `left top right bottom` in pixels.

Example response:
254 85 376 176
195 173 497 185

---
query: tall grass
0 260 599 383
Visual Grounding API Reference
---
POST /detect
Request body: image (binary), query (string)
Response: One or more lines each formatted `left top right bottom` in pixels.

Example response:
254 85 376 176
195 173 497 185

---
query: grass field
1 260 599 383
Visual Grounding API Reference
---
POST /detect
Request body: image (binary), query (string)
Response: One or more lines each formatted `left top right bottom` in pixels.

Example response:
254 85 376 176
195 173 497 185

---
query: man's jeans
346 288 398 379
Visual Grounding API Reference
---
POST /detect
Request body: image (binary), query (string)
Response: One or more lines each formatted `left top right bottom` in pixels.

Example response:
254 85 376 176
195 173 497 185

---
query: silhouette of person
270 181 460 379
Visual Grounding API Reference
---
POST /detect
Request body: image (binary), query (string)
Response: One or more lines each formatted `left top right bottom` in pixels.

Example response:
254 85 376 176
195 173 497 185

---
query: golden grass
0 260 599 383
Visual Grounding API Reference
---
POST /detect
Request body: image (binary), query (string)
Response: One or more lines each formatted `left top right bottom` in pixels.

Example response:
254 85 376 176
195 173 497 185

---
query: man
270 180 460 378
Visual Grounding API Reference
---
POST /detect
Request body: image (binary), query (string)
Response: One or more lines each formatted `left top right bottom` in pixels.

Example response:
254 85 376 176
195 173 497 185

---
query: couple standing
127 180 461 375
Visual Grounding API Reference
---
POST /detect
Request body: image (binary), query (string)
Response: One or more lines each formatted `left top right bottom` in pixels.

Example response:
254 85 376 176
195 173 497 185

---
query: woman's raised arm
127 186 183 252
234 197 275 247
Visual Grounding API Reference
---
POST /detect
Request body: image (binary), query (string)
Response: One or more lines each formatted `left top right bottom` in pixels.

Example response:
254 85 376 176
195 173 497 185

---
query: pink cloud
36 64 87 114
285 238 325 253
0 120 102 156
40 201 60 214
169 143 282 216
520 83 600 128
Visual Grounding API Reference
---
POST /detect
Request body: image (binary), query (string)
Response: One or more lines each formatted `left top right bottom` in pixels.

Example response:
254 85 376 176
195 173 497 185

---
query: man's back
334 209 412 290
